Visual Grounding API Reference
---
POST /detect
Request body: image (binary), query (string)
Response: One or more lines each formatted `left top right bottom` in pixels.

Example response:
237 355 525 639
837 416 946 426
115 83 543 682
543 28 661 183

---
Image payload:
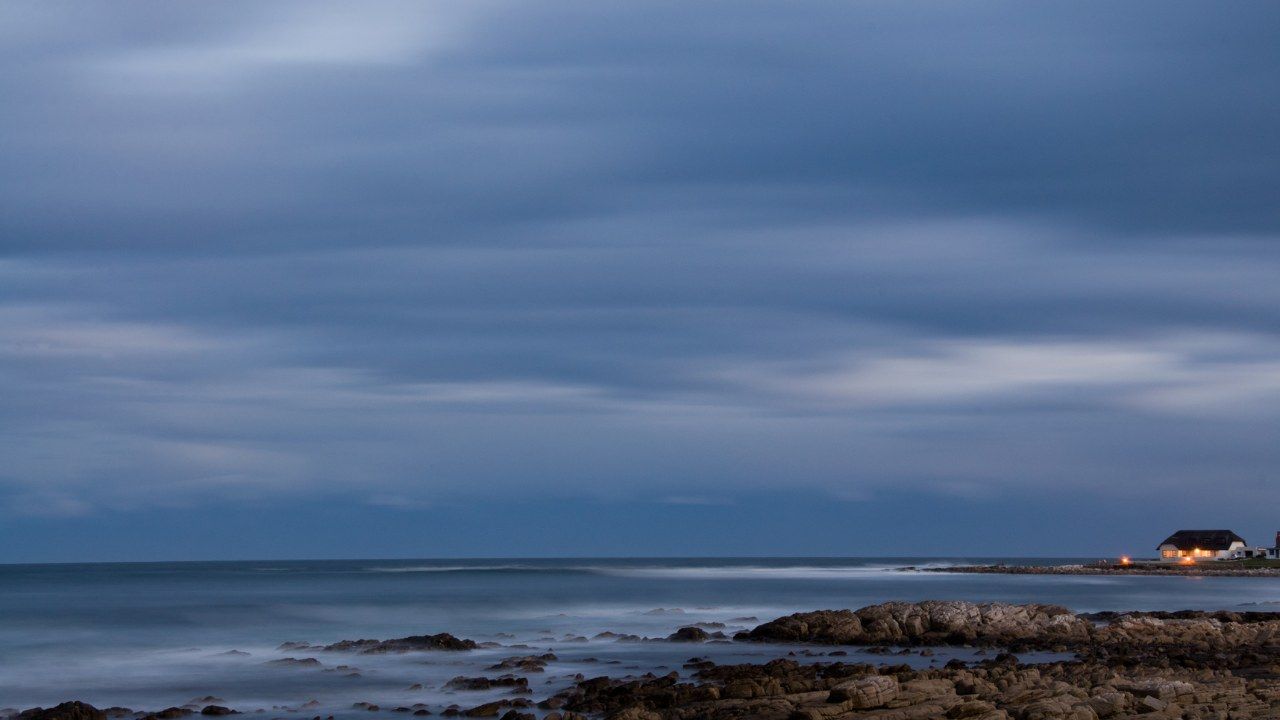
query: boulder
323 633 477 653
667 626 710 642
18 703 107 720
827 675 899 709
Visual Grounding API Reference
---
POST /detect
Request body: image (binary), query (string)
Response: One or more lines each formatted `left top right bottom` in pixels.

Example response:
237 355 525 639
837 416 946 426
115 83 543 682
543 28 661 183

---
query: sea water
2 557 1278 713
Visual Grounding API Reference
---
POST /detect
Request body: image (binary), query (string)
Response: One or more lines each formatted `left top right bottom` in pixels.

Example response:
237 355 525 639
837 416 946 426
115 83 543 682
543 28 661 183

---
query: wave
363 562 963 579
364 564 599 574
593 564 952 580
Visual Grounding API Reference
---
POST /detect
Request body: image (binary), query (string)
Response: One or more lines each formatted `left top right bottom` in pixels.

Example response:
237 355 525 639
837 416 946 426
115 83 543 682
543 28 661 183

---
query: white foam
592 564 951 580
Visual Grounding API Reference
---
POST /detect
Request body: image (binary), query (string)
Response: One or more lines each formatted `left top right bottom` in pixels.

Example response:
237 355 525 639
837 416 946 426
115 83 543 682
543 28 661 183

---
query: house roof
1157 529 1246 551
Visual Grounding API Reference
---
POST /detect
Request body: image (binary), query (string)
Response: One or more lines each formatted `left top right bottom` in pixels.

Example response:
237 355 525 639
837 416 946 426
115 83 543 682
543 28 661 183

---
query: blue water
2 557 1278 713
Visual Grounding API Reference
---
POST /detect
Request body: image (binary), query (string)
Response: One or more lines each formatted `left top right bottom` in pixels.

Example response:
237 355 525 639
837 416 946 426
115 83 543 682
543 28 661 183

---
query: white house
1157 529 1247 562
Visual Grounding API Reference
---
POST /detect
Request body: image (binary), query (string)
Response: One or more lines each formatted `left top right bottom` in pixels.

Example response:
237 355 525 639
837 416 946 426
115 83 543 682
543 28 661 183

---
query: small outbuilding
1157 529 1246 562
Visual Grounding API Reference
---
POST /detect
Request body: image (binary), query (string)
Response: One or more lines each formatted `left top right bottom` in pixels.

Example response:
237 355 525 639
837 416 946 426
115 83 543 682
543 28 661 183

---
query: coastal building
1157 529 1247 562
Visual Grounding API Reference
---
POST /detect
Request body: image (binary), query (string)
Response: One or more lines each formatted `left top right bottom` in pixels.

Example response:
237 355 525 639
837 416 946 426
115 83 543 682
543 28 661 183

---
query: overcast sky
2 1 1279 562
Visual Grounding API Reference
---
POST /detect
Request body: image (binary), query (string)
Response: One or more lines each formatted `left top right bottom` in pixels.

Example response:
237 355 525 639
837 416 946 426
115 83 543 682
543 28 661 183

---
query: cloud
0 0 1278 552
96 2 471 90
725 334 1280 417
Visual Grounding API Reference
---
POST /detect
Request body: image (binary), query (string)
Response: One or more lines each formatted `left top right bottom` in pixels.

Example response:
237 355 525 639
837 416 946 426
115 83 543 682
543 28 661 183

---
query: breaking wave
362 561 967 579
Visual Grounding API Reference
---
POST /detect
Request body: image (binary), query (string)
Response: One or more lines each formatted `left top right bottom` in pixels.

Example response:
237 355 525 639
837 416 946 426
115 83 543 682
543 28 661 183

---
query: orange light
1181 555 1195 565
1119 556 1131 565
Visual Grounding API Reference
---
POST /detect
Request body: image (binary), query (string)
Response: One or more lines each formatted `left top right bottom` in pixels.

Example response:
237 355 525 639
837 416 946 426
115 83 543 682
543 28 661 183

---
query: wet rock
667 627 709 642
198 708 236 717
460 701 509 718
264 657 321 668
323 633 477 653
142 708 192 720
276 642 315 651
748 601 1088 647
488 654 555 672
17 703 107 720
445 676 530 691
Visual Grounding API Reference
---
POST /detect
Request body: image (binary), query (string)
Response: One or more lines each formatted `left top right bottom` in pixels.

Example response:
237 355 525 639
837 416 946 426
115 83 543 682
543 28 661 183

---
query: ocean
3 557 1279 713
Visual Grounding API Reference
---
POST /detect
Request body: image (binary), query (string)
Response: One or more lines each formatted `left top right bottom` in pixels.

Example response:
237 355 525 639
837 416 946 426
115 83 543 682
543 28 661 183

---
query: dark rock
667 626 709 642
747 601 1086 647
323 633 477 654
445 676 529 691
460 701 508 718
487 654 555 672
276 642 314 651
264 657 321 667
18 703 107 720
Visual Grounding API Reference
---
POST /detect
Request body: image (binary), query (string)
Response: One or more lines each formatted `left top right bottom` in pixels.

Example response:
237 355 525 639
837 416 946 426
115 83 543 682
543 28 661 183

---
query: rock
827 674 899 708
17 703 107 720
1136 695 1166 713
1086 692 1128 717
944 699 999 718
264 657 321 667
606 710 661 720
748 601 1089 647
323 633 477 653
445 676 529 691
277 642 314 651
460 702 506 718
367 602 1280 720
488 654 555 672
750 609 865 644
667 626 710 642
198 709 236 717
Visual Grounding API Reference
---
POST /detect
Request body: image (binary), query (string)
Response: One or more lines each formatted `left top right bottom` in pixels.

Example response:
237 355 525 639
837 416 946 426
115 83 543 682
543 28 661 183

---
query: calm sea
3 557 1278 713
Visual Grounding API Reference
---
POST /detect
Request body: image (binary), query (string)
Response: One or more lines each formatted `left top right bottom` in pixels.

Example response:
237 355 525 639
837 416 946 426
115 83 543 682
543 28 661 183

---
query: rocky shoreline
919 563 1280 577
11 601 1280 720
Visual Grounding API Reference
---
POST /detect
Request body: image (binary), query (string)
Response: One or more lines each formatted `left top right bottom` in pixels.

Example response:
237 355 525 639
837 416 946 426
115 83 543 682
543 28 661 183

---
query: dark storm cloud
1 0 1279 555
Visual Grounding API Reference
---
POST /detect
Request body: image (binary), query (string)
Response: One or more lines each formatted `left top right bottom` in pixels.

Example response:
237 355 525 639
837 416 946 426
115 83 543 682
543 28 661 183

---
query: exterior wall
1159 541 1245 562
1228 546 1269 560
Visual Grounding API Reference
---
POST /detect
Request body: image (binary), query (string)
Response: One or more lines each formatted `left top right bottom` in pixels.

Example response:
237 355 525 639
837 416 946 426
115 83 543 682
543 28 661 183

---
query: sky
2 1 1279 562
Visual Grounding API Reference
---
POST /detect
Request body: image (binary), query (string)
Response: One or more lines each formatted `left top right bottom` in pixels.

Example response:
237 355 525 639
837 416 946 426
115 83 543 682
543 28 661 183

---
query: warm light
1180 556 1195 565
1120 556 1131 565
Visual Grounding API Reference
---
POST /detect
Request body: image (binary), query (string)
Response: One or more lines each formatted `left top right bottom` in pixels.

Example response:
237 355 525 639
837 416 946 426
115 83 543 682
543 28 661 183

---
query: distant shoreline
915 562 1280 577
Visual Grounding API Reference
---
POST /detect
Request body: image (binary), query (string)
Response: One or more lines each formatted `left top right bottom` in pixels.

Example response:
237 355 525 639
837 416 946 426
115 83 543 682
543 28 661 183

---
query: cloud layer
2 1 1278 557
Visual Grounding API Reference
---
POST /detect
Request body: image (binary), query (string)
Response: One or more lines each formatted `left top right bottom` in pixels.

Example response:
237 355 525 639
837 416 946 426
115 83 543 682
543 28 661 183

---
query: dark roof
1157 530 1246 551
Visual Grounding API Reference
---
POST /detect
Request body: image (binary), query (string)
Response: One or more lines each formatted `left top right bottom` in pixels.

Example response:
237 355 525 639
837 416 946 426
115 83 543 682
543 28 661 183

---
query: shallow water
2 557 1278 713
